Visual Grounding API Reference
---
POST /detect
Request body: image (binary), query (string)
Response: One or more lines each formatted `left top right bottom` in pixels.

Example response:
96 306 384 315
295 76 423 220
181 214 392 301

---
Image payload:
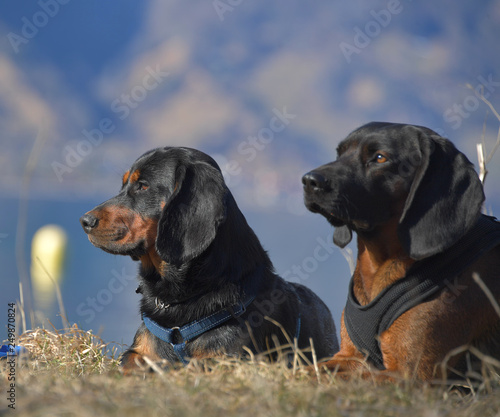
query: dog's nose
80 213 98 234
302 172 328 191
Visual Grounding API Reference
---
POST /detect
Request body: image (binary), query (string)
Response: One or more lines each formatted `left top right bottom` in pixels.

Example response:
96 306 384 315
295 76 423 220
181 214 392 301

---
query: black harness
344 215 500 370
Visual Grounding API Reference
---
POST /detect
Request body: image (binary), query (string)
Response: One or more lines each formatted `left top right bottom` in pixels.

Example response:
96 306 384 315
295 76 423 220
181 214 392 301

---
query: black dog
80 147 338 370
302 122 500 381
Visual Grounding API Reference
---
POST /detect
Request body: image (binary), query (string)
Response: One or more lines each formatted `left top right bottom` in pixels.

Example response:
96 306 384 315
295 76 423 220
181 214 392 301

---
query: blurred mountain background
1 0 499 347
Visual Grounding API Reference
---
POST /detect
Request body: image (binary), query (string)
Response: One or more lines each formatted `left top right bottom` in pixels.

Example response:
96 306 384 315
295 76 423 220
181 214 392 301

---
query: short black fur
302 122 485 260
81 147 338 367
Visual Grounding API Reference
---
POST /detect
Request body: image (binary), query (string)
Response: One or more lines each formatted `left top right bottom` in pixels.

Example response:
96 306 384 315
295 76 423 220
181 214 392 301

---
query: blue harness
142 280 304 365
143 287 257 364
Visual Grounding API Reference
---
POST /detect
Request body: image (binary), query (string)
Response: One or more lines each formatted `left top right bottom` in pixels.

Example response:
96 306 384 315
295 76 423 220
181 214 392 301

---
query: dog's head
80 147 228 269
302 122 485 260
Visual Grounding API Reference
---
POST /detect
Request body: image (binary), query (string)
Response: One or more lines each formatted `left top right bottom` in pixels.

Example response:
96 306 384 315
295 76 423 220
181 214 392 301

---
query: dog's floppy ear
156 161 227 266
333 225 352 248
398 127 484 260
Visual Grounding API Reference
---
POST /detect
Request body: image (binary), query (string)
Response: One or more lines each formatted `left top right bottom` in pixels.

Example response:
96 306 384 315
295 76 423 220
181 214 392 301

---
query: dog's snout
302 172 328 192
80 213 98 234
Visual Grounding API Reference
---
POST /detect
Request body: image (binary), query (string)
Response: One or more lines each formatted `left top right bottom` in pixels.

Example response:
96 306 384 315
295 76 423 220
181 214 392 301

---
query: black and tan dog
303 122 500 381
81 147 338 370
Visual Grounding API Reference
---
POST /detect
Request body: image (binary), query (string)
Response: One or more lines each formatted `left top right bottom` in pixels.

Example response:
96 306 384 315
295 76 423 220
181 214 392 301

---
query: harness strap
344 215 500 370
142 282 257 364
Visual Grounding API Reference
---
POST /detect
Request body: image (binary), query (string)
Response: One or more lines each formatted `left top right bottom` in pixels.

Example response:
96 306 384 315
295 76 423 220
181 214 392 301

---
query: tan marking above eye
122 170 130 185
129 170 141 183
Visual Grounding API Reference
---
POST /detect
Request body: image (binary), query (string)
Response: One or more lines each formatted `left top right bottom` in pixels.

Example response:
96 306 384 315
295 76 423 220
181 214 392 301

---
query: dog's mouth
304 201 348 227
305 200 375 232
88 227 127 244
88 229 148 258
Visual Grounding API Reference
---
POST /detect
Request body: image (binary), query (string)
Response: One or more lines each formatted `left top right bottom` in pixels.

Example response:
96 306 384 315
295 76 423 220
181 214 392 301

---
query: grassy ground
1 326 500 417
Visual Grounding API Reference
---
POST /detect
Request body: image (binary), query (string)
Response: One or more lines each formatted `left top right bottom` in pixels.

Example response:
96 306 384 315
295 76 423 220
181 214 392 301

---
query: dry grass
17 325 119 376
1 326 500 417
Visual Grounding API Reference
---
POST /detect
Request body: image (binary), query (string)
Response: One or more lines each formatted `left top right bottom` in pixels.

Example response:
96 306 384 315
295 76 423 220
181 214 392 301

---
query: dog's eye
137 181 149 191
375 154 388 163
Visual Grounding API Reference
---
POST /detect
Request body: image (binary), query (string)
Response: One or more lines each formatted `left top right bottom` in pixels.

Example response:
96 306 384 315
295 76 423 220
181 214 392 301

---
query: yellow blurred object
30 224 67 309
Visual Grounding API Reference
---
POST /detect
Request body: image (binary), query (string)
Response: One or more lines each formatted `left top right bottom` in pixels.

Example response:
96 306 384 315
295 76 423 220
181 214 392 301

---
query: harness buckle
170 326 184 344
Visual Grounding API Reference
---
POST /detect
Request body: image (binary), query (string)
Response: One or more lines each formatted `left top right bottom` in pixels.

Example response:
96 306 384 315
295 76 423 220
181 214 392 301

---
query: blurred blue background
1 0 499 351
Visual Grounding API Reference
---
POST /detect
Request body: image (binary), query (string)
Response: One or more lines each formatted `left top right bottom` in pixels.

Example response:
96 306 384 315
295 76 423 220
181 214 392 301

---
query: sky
1 0 500 345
